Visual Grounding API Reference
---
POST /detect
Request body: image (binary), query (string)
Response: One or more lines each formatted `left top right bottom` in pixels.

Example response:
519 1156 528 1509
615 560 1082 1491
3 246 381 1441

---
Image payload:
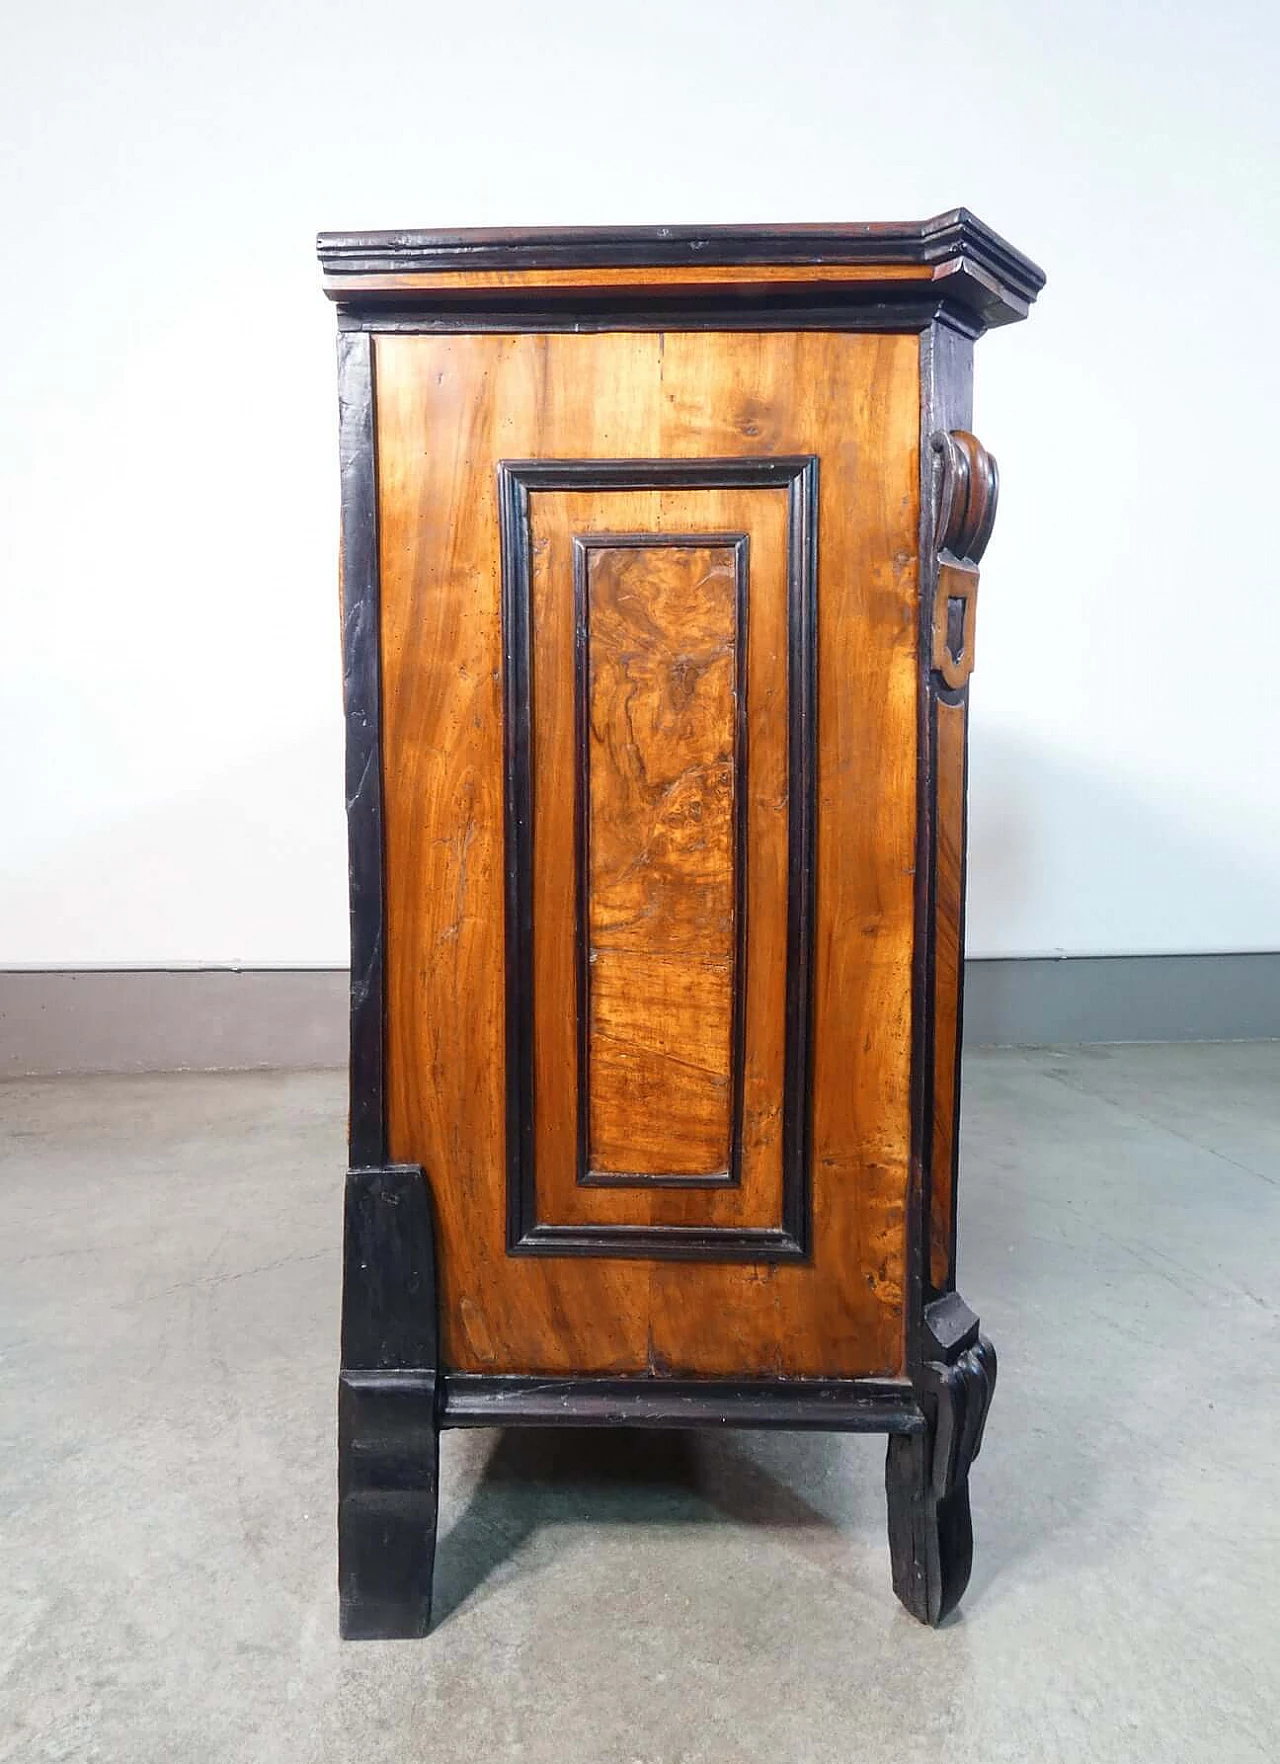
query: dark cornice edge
317 209 1046 329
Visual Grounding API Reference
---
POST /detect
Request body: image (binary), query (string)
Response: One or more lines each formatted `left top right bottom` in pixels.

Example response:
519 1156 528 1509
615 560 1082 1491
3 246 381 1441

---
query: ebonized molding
318 210 1043 279
886 1330 997 1625
511 1222 807 1262
497 457 818 1262
892 338 1000 1626
319 209 1045 332
572 532 750 1191
439 1375 925 1433
333 294 989 340
337 333 386 1170
909 327 973 1369
338 1164 438 1639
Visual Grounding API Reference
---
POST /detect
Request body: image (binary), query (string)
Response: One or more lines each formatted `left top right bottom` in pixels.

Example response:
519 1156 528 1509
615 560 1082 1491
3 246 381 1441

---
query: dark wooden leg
338 1368 438 1638
337 1165 439 1639
887 1324 996 1625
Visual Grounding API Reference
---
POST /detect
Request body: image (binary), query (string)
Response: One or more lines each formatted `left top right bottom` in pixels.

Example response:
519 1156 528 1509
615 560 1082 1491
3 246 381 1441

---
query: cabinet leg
886 1333 996 1625
338 1369 439 1638
338 1164 438 1639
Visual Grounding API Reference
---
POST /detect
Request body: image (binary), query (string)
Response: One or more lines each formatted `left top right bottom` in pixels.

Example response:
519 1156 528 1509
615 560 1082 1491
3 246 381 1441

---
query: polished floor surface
2 1044 1277 1762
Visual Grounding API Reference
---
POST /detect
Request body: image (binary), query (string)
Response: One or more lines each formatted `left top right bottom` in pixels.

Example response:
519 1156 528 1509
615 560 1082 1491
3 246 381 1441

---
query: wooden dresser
320 212 1045 1637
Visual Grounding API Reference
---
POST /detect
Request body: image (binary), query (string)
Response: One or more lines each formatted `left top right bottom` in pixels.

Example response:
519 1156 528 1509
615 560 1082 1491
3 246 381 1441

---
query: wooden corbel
931 430 999 691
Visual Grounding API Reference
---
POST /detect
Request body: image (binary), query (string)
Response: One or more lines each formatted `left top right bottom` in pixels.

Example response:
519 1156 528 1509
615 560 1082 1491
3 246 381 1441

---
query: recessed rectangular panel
499 458 817 1259
578 538 746 1183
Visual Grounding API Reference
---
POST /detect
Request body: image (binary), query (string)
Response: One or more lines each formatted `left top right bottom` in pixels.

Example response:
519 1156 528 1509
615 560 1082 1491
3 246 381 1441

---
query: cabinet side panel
379 330 919 1377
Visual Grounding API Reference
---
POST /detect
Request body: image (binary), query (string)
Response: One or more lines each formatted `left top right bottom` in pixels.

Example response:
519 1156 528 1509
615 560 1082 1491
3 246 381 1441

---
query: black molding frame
319 210 1043 280
572 532 749 1192
334 294 987 341
497 457 818 1262
337 330 387 1172
439 1374 925 1433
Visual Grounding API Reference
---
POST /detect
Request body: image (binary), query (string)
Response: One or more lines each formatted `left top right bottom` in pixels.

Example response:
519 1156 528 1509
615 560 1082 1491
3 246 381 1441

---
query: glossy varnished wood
579 540 742 1183
323 262 938 297
376 330 921 1377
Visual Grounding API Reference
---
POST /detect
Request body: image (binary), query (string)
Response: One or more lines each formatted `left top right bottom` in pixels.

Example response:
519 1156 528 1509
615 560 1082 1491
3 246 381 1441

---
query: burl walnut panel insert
323 213 1045 1639
578 538 744 1186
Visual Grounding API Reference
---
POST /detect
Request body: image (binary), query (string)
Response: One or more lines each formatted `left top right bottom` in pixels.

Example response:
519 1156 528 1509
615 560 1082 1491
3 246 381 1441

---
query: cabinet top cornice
318 209 1045 332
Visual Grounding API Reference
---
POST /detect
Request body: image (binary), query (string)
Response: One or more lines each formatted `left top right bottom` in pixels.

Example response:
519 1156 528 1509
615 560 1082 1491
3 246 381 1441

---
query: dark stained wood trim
340 1164 437 1370
783 456 818 1257
497 457 818 1261
502 457 818 492
337 331 386 1170
439 1373 925 1433
497 465 536 1251
909 324 975 1364
572 533 749 1191
891 333 1001 1626
510 1221 807 1263
317 209 1042 272
338 1164 438 1638
318 210 1045 330
886 1330 997 1624
334 294 987 339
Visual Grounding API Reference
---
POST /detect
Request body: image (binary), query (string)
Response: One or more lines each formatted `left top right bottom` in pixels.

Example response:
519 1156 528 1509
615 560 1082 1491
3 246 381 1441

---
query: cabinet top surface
318 209 1045 331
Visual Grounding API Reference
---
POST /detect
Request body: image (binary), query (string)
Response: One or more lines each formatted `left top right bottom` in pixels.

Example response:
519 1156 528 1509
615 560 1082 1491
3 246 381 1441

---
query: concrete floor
1 1045 1277 1763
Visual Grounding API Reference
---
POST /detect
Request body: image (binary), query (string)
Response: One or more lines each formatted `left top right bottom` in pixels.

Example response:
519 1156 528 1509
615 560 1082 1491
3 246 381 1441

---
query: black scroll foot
337 1165 439 1639
886 1321 997 1626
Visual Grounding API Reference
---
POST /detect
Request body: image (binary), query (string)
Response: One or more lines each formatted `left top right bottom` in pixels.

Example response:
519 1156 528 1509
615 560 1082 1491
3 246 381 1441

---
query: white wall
2 0 1276 965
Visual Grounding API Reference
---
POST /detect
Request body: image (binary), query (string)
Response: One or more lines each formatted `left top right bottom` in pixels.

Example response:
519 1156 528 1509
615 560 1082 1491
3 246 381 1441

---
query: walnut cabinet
319 213 1045 1636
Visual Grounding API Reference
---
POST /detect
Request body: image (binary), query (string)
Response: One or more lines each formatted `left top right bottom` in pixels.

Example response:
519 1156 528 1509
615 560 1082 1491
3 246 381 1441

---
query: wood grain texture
929 698 966 1293
377 330 920 1377
581 541 740 1181
324 263 938 297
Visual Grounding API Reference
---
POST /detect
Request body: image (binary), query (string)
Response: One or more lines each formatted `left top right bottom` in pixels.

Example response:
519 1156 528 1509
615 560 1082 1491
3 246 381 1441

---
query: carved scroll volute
931 430 999 691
